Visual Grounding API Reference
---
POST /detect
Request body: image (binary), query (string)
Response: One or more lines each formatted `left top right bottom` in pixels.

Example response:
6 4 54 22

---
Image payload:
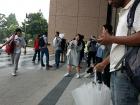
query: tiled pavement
0 47 139 105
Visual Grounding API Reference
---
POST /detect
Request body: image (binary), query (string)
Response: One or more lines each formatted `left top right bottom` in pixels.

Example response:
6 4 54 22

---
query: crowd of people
0 0 140 104
0 26 110 79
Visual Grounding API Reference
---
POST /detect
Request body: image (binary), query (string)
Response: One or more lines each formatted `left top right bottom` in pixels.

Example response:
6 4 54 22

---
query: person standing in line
87 35 97 67
40 32 52 69
99 24 112 87
95 44 105 83
32 34 40 63
79 35 85 66
59 33 67 63
53 32 62 69
24 37 28 55
96 44 105 63
95 0 140 105
0 28 26 76
64 34 83 79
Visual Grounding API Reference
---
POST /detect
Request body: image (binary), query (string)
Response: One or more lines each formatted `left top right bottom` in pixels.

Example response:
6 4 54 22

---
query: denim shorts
110 70 139 105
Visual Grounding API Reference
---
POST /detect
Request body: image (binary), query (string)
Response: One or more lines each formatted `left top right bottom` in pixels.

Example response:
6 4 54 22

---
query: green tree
0 13 7 42
22 11 48 39
0 13 19 43
6 13 19 35
0 13 7 28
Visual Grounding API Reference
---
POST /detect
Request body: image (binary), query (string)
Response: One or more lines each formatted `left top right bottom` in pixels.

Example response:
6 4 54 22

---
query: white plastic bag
72 83 88 105
72 71 111 105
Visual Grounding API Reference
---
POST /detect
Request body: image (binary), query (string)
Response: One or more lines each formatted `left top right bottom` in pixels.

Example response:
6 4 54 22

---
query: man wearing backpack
87 36 97 67
95 0 140 105
39 32 52 69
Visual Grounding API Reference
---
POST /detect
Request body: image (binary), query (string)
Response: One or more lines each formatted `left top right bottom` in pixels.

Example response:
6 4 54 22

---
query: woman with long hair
64 34 83 78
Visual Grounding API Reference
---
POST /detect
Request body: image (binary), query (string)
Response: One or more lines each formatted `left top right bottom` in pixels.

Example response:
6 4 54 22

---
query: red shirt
34 38 39 49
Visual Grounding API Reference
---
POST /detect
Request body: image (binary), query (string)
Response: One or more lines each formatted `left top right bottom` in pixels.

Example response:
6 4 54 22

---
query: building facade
48 0 108 41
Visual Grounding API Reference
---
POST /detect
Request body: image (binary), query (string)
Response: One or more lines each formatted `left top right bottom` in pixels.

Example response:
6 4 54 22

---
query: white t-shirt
110 0 140 72
42 35 48 44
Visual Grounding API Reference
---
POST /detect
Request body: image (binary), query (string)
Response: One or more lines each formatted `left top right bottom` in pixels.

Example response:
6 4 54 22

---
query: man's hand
94 56 110 72
94 62 107 72
97 31 113 45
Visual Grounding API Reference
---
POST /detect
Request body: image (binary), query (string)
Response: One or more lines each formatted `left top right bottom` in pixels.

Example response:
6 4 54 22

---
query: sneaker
84 73 91 78
46 66 50 70
32 60 35 63
48 65 53 68
56 64 59 69
41 64 45 67
75 73 80 79
9 64 14 66
60 61 64 63
64 73 70 77
11 72 16 76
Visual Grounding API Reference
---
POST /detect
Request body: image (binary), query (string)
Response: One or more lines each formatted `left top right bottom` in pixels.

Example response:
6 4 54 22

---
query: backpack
88 40 97 52
39 36 45 47
60 38 66 51
115 0 140 91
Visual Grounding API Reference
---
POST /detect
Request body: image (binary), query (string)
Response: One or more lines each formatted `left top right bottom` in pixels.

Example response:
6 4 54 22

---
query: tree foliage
22 11 48 39
0 11 48 44
0 13 19 42
0 13 7 28
0 13 8 42
6 13 19 35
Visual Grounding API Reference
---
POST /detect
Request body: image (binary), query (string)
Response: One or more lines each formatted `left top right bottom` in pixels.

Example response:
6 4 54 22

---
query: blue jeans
110 70 139 105
55 50 62 67
40 48 49 66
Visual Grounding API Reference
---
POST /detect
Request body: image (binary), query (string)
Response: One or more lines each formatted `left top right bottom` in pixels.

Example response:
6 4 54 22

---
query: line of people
32 32 52 69
0 26 110 79
32 31 67 69
32 30 107 80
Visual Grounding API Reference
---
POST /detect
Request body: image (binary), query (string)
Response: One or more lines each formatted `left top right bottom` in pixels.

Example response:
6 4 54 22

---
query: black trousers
87 51 96 67
32 49 40 62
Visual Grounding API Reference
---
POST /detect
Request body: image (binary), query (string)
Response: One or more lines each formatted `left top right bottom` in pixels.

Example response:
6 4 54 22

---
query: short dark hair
15 28 22 33
44 32 48 37
56 31 59 35
76 34 82 41
103 24 113 34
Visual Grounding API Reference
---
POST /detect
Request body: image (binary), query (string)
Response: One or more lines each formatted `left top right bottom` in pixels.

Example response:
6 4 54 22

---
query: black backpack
115 0 140 91
60 38 66 51
39 36 45 47
88 40 97 52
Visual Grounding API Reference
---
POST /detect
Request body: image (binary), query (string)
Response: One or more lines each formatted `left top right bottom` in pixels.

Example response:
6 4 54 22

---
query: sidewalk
21 47 87 105
0 46 139 105
38 63 90 105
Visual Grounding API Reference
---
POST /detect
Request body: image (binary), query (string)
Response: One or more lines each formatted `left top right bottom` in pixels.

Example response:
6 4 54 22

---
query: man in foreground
95 0 140 105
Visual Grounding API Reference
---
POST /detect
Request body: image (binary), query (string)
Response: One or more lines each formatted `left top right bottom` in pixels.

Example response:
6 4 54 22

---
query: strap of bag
114 0 140 69
9 34 16 44
127 0 140 29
